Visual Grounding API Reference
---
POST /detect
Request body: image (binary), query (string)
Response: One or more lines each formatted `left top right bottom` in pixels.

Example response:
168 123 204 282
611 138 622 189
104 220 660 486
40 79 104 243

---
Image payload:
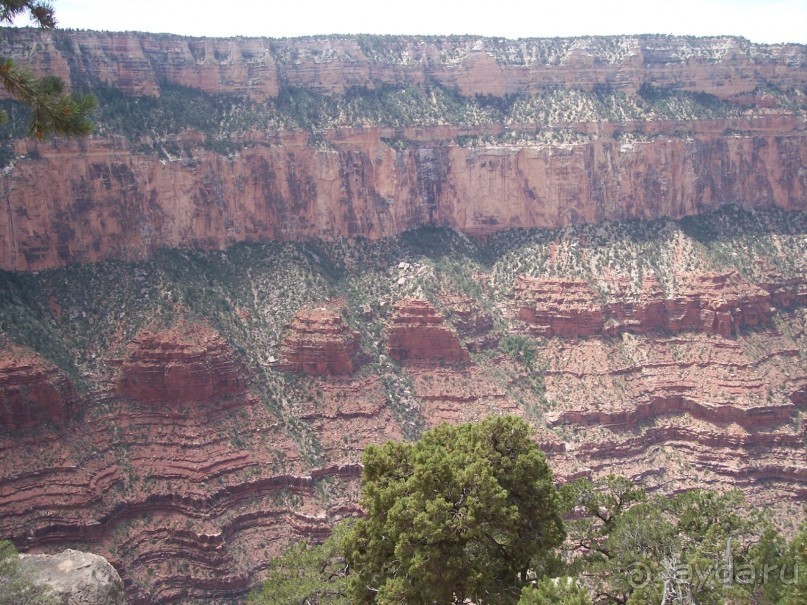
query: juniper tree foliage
780 521 806 605
518 577 592 605
0 0 95 138
344 415 565 605
247 522 353 605
563 477 797 605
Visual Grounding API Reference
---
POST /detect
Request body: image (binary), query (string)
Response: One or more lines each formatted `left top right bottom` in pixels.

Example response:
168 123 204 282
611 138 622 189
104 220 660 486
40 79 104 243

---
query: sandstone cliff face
387 299 470 363
2 31 805 101
117 324 247 404
278 306 361 375
1 131 805 271
0 31 805 270
0 344 77 430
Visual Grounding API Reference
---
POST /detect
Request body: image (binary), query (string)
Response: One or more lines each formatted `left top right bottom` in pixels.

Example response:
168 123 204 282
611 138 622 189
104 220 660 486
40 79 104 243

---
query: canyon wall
2 31 806 101
0 31 804 270
0 30 805 604
0 210 805 603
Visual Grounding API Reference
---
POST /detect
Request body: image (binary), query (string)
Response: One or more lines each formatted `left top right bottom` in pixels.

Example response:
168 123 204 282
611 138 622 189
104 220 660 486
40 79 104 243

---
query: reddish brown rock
515 278 605 338
296 376 403 462
760 276 807 309
0 344 77 431
673 272 773 337
3 132 805 272
278 307 361 376
117 323 247 404
2 31 805 102
0 32 806 271
407 365 516 426
387 299 470 364
516 271 776 338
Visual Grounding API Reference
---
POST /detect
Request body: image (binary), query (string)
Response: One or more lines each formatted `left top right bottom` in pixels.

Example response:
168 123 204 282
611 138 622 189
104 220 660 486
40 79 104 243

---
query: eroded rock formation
0 28 804 605
0 32 804 270
2 31 805 102
515 271 777 338
0 344 77 430
278 306 361 375
387 299 470 363
117 323 247 404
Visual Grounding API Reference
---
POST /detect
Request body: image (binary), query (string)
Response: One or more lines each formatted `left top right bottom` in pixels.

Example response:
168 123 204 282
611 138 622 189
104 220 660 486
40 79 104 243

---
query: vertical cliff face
0 31 804 270
1 130 804 271
2 31 806 101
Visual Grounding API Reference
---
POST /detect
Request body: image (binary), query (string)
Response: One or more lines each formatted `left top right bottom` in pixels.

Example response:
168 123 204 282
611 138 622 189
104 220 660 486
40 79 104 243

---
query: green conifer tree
0 1 95 138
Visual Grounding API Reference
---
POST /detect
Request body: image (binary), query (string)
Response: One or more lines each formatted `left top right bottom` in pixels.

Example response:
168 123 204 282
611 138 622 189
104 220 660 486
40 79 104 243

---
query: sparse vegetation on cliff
1 207 806 602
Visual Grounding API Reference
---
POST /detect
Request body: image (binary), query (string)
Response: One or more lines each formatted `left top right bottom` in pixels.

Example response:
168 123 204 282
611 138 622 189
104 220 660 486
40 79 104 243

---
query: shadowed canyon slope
0 32 805 269
0 31 805 605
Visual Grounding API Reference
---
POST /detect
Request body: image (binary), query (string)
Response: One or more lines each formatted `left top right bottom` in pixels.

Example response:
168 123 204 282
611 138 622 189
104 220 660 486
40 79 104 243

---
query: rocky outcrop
1 31 805 101
117 323 247 404
18 549 128 605
515 272 779 338
278 307 361 375
516 278 605 338
387 299 470 363
0 344 77 431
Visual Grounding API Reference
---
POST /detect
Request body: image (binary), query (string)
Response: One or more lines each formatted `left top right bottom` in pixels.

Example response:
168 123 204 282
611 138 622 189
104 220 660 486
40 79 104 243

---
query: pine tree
0 1 95 138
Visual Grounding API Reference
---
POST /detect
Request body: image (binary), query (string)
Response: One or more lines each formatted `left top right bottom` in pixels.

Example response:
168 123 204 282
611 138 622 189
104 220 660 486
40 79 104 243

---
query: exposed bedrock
1 31 805 100
514 271 785 338
0 343 78 430
278 306 362 376
387 298 470 363
117 323 248 404
2 132 805 271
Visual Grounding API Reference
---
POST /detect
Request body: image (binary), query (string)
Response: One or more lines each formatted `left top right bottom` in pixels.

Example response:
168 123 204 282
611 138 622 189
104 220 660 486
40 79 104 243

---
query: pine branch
0 58 96 138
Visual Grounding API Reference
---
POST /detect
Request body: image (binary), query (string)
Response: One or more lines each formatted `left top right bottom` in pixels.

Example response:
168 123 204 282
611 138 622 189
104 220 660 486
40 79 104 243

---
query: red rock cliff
117 323 248 404
2 31 805 100
0 343 77 430
0 31 804 270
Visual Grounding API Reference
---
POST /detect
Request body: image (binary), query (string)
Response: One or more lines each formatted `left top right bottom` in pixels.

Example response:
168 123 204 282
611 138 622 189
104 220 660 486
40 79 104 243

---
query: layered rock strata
278 307 361 376
387 299 470 363
515 271 777 338
1 31 805 101
0 32 805 270
0 344 78 430
2 132 805 272
117 324 248 404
